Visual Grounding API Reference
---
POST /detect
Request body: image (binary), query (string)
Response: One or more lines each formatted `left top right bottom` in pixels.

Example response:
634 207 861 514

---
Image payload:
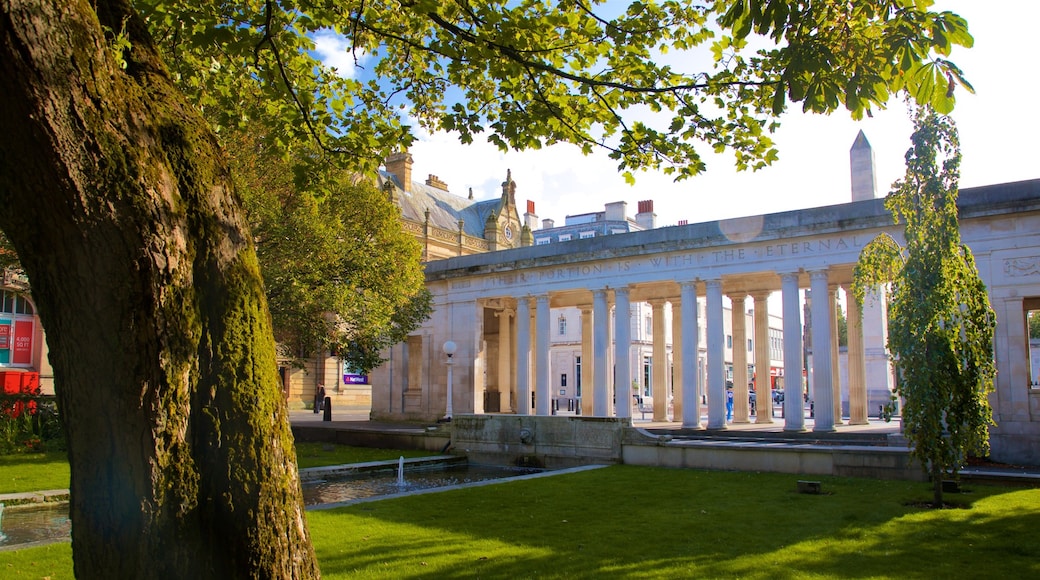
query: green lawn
2 465 1038 579
0 451 69 494
294 443 437 469
0 445 437 494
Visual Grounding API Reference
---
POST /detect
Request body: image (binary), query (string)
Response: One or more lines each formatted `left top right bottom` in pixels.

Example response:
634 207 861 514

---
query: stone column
614 287 632 419
593 288 610 417
829 285 843 425
535 295 551 416
515 296 531 416
781 273 805 431
731 294 750 423
810 271 835 431
580 305 594 417
671 298 683 421
529 303 537 414
706 280 727 429
650 298 668 421
845 284 868 425
753 291 774 424
496 308 514 413
680 281 701 428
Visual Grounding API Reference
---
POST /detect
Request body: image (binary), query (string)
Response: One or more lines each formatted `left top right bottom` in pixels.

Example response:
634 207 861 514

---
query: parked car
773 389 785 405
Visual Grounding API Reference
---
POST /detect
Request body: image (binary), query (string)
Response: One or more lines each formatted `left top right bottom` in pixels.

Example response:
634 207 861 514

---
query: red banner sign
12 320 32 365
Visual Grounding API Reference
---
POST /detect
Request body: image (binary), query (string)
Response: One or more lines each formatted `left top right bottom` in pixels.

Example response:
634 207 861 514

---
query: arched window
0 290 33 315
558 315 567 336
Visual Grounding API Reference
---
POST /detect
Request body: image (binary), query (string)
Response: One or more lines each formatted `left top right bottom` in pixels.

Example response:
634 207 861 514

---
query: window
575 356 582 397
726 334 733 349
558 233 572 242
748 338 753 352
579 230 595 239
561 374 567 387
0 291 32 315
1027 300 1040 388
558 315 567 336
643 356 652 397
645 315 652 336
535 237 551 245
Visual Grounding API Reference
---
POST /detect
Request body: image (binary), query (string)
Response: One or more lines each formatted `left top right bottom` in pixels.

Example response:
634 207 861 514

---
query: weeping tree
1 0 973 576
853 107 995 507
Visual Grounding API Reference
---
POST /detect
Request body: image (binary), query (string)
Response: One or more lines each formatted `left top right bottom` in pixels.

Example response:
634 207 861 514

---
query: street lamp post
443 340 456 421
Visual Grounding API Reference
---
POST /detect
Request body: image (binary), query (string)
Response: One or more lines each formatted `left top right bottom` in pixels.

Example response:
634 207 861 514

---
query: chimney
385 151 413 193
542 218 555 229
524 199 538 230
425 174 449 191
604 201 627 222
850 131 877 201
635 199 656 229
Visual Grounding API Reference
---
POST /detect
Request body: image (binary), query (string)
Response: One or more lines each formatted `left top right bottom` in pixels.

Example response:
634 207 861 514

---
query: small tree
854 107 996 506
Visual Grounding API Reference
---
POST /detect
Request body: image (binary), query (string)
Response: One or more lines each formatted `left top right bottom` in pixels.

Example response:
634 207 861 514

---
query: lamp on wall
443 340 457 421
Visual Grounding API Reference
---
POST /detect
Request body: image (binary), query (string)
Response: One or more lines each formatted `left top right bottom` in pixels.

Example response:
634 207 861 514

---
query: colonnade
501 271 872 432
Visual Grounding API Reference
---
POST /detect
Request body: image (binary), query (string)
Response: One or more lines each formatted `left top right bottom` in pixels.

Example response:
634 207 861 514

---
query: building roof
378 170 499 238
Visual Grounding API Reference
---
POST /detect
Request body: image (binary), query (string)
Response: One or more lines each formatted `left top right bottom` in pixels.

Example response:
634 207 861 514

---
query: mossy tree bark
0 0 319 577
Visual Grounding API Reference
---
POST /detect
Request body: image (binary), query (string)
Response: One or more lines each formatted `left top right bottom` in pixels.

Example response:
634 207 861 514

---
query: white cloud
312 31 365 79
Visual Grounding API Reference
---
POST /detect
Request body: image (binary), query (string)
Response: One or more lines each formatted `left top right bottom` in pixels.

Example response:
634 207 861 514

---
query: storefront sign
343 373 368 385
12 320 32 364
0 323 9 350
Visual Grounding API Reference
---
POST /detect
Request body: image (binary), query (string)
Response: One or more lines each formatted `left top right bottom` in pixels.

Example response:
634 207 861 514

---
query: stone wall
451 414 628 468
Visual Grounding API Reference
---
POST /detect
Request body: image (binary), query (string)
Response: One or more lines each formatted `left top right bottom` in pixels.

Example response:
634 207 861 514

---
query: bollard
323 396 332 421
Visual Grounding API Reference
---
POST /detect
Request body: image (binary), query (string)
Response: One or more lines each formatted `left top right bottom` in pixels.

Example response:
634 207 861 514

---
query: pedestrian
726 385 734 422
314 384 326 414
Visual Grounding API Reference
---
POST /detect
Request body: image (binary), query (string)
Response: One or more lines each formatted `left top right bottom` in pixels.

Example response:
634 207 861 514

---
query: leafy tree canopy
227 129 432 372
853 106 995 506
139 0 973 183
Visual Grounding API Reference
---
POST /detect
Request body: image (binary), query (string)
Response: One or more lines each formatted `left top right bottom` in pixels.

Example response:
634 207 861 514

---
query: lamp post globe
443 340 457 420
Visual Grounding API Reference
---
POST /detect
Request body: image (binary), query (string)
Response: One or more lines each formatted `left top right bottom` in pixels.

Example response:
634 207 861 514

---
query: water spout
396 456 405 487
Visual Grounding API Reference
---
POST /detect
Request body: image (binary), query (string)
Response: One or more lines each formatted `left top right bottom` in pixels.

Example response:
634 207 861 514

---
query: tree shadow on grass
306 466 1040 579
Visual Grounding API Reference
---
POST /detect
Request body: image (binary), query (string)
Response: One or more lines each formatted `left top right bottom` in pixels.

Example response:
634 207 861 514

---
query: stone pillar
810 271 835 431
515 296 531 416
753 291 773 424
593 288 610 417
781 273 806 432
680 281 701 429
529 302 537 414
535 295 551 416
614 287 632 419
706 280 727 429
845 284 868 425
862 285 893 416
730 294 749 423
496 308 514 413
829 284 843 425
650 299 668 421
671 298 683 421
580 305 594 417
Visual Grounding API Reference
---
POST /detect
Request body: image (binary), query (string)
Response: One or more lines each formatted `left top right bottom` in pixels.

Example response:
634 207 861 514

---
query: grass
0 445 437 494
3 465 1038 578
294 443 438 469
0 451 69 494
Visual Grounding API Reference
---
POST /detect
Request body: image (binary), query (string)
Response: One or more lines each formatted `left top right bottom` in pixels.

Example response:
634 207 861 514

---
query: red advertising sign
0 324 9 350
12 320 32 365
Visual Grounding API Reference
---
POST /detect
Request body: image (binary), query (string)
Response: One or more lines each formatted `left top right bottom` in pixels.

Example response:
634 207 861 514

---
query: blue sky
317 1 1038 227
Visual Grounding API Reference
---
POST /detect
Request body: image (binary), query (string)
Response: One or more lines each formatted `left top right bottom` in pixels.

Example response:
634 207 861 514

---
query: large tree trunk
0 0 319 577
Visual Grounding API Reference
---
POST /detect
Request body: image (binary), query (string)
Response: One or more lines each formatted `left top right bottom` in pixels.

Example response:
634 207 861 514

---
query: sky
368 1 1040 227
